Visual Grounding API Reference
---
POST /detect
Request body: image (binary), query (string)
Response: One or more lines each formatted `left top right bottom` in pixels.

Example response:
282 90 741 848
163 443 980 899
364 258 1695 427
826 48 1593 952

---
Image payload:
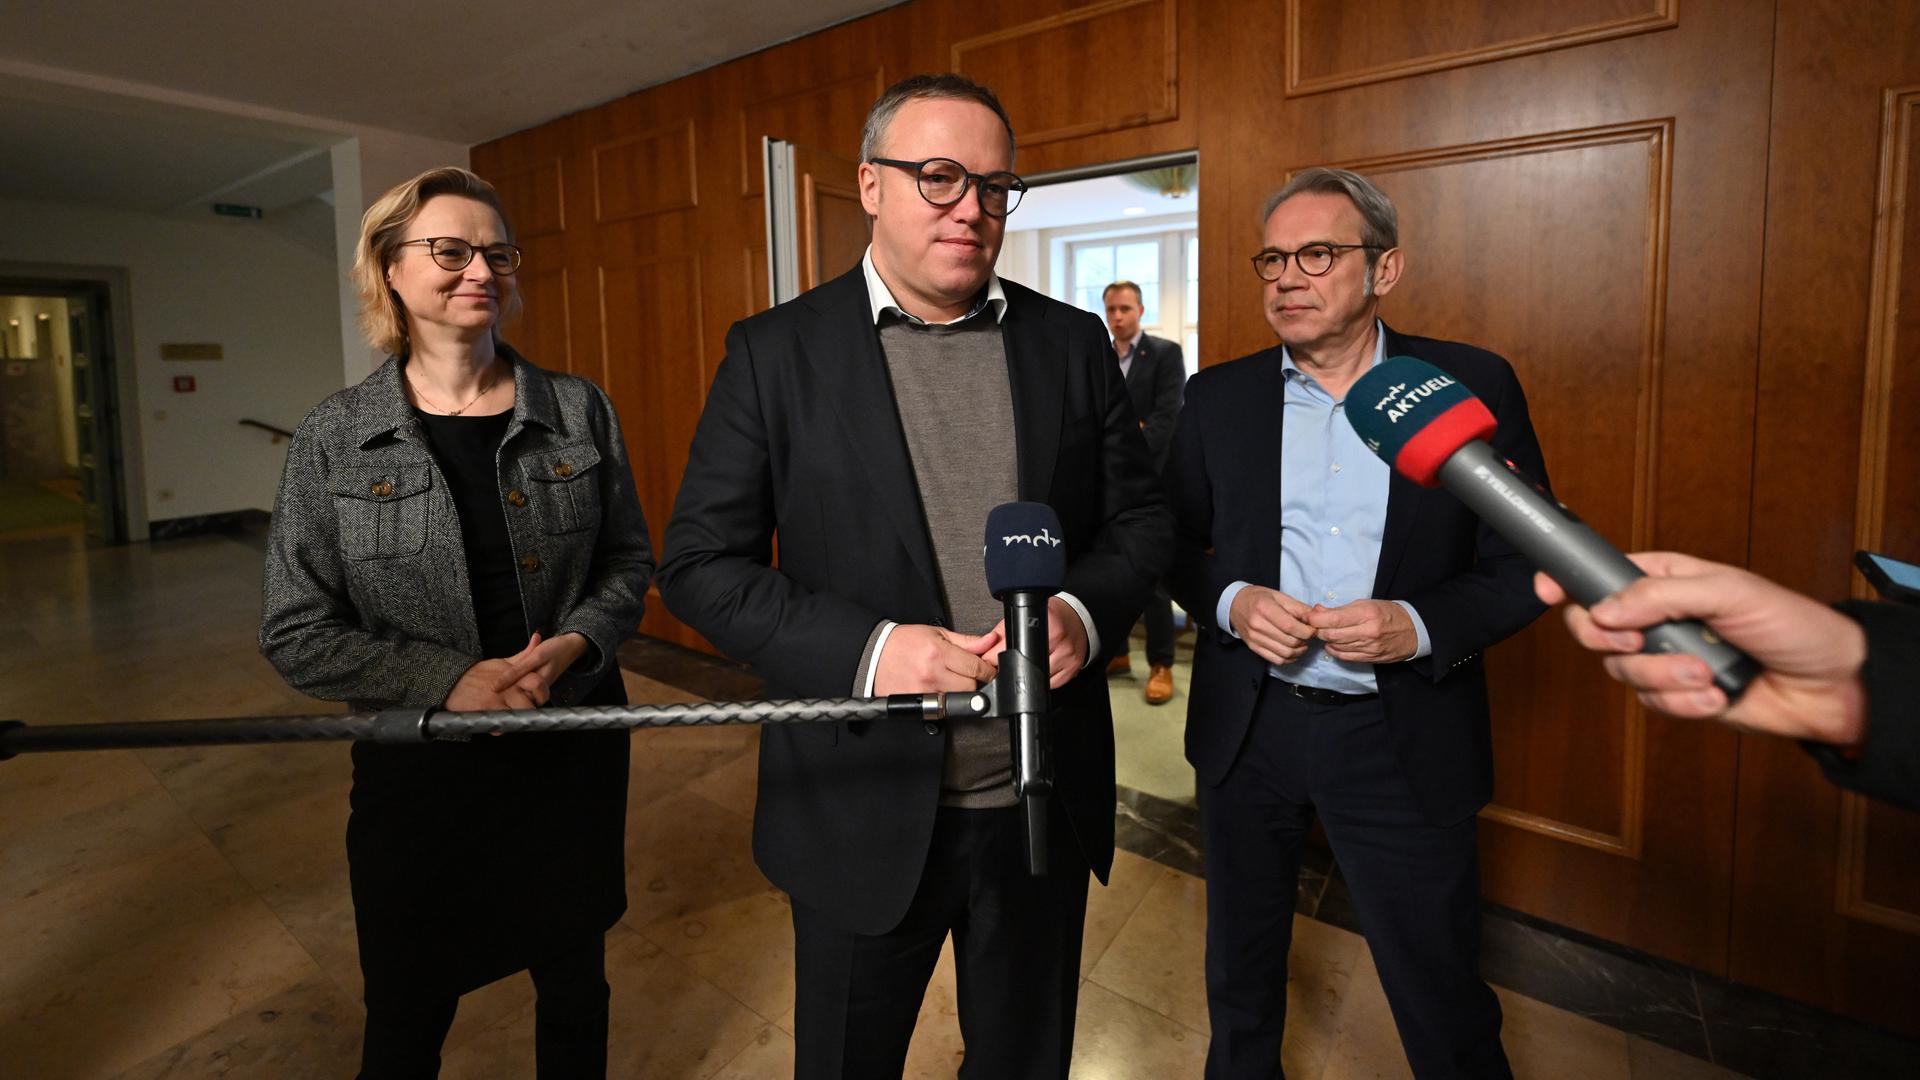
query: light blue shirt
1216 322 1431 692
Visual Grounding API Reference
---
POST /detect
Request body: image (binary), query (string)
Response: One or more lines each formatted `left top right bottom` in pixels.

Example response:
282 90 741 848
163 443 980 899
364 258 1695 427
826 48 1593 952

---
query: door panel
65 295 120 543
792 144 868 291
1739 0 1920 1035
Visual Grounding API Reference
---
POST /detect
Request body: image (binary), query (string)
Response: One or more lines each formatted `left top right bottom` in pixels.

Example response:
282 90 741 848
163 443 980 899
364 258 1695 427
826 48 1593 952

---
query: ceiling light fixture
1120 164 1197 200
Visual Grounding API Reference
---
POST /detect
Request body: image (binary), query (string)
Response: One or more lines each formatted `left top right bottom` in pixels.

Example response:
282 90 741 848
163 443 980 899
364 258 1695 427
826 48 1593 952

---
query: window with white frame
1064 227 1199 377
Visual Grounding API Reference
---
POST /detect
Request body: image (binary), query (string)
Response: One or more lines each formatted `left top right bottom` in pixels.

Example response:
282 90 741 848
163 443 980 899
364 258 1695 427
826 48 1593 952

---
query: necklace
410 362 502 415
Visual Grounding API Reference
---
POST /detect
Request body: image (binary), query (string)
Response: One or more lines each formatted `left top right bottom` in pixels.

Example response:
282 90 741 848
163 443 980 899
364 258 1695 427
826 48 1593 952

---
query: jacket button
506 488 527 507
924 721 942 735
553 461 574 478
370 480 393 497
519 553 541 572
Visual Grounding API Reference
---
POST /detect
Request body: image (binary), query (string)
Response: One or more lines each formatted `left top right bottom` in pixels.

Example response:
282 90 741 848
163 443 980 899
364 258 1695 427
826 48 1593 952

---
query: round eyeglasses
398 237 524 275
868 157 1027 218
1250 243 1378 281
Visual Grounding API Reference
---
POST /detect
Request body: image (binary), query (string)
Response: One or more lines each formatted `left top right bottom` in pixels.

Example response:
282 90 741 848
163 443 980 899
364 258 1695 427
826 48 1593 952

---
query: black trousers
357 933 611 1080
1199 683 1511 1080
1143 583 1176 668
790 803 1091 1080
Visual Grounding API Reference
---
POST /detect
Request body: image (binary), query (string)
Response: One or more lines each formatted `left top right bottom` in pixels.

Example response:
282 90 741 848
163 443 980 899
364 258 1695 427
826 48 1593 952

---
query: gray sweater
877 313 1021 808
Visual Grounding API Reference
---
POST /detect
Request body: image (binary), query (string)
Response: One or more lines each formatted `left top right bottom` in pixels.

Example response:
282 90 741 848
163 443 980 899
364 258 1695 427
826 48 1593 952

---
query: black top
344 403 630 1005
413 408 528 658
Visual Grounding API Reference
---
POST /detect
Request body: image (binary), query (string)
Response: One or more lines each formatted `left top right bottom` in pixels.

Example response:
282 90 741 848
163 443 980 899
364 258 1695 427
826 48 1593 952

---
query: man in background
1103 279 1186 704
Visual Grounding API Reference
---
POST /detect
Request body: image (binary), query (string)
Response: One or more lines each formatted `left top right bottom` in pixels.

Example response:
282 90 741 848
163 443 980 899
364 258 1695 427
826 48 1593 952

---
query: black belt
1277 680 1378 707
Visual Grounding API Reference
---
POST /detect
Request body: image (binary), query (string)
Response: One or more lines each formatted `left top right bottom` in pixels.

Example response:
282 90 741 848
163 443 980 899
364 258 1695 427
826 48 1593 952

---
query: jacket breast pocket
521 443 603 535
328 465 432 560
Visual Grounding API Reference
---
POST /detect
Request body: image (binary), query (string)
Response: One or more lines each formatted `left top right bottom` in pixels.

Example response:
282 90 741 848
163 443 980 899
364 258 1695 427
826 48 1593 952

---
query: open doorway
0 280 126 543
1012 155 1200 811
1001 155 1199 375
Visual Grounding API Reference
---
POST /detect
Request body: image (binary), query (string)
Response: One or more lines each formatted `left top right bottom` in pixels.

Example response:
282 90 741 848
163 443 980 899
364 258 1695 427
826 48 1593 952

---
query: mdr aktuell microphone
984 501 1066 875
1345 356 1761 700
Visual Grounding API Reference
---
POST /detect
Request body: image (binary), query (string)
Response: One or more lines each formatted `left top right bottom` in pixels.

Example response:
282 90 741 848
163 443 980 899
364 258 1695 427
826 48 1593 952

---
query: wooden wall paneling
512 239 573 375
745 242 771 315
1842 82 1920 950
1214 0 1773 971
592 121 699 224
474 125 580 379
899 0 1202 178
792 144 869 290
1341 123 1677 864
1285 0 1677 97
1343 124 1669 929
593 247 708 642
951 0 1177 146
1740 0 1920 1031
1190 0 1242 372
487 156 567 239
736 70 888 197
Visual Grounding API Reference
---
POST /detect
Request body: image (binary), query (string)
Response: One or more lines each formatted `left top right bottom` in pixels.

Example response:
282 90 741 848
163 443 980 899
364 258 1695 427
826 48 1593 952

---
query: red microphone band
1392 397 1498 487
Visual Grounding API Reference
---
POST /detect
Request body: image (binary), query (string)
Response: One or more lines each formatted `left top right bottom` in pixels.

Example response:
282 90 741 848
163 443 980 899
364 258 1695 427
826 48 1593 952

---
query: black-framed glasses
868 157 1027 217
398 237 524 275
1250 243 1378 281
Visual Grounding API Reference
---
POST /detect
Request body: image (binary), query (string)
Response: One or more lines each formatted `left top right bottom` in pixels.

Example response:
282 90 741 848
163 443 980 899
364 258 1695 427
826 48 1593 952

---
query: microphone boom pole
0 691 993 760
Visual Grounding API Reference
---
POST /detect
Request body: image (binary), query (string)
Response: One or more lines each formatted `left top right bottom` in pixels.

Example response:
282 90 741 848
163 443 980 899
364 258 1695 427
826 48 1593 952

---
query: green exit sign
211 203 263 219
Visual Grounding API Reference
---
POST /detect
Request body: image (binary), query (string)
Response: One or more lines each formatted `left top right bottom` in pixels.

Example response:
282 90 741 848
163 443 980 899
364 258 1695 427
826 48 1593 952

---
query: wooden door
1734 0 1920 1037
790 143 868 292
1208 0 1777 972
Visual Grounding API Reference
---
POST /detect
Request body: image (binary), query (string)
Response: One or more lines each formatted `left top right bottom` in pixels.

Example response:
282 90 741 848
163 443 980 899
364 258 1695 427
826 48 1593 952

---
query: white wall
997 229 1042 292
0 197 343 522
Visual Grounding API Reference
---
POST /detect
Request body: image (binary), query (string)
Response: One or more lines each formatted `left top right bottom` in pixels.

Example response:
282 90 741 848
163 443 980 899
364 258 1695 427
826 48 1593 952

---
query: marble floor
1 528 1749 1078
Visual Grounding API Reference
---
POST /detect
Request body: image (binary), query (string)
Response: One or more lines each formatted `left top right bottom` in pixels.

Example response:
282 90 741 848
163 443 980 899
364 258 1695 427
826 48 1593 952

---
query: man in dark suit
1102 279 1186 704
1165 167 1547 1079
657 73 1168 1079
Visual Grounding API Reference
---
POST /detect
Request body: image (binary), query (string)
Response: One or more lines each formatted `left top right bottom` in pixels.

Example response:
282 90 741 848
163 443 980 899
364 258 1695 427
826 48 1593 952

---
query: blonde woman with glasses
261 166 653 1078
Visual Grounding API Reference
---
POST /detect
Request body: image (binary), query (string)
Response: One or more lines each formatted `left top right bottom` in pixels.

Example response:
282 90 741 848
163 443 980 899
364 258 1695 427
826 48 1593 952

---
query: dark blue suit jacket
1164 325 1549 825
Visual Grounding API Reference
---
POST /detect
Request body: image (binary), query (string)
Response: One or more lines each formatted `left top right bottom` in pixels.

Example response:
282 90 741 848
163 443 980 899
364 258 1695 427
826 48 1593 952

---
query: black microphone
1345 356 1761 701
984 501 1066 876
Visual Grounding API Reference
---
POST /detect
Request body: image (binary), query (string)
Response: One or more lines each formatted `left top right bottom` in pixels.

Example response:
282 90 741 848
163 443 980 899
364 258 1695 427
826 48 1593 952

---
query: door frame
0 262 143 542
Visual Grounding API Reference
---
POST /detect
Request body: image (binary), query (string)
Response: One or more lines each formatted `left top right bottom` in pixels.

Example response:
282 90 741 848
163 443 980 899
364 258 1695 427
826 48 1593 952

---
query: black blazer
1122 333 1187 471
658 266 1171 933
1164 326 1548 825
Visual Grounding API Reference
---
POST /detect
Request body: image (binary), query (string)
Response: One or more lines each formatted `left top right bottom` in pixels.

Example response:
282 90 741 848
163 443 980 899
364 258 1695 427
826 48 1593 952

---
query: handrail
239 418 295 443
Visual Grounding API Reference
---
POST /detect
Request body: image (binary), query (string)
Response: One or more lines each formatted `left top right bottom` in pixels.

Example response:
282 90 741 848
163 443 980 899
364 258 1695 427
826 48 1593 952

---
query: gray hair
1261 167 1398 251
1261 167 1398 290
858 73 1016 166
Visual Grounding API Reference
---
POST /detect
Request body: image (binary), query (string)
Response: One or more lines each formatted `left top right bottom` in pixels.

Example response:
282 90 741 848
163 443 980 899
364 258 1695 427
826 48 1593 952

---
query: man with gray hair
1164 167 1551 1078
659 73 1168 1077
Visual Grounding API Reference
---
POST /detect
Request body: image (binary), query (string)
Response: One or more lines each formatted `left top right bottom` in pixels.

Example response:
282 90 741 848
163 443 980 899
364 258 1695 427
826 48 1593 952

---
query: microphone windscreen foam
984 501 1068 598
1346 356 1498 487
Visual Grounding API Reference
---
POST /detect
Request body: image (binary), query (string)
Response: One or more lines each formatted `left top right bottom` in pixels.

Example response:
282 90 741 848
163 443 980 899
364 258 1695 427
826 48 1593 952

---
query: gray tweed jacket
260 349 654 711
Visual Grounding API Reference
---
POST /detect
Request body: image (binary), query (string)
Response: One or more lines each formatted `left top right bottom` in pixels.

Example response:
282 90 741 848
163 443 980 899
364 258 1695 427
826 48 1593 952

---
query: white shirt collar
863 247 1007 327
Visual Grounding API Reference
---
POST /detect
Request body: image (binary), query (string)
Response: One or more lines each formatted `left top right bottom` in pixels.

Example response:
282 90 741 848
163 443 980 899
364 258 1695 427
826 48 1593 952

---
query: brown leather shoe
1145 664 1174 705
1106 654 1132 677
